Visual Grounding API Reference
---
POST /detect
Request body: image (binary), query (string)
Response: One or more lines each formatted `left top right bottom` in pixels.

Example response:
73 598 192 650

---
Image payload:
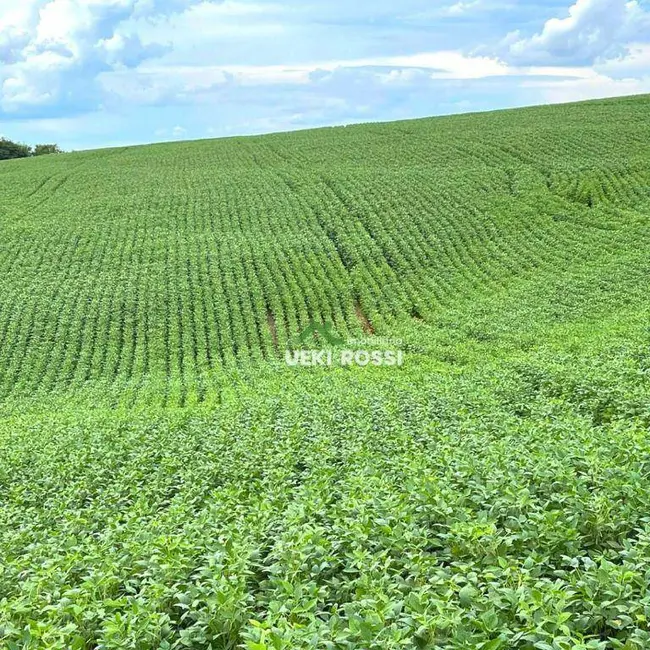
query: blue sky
0 0 649 150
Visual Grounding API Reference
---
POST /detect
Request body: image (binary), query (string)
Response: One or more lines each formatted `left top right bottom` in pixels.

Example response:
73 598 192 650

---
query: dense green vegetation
0 94 649 649
0 138 62 161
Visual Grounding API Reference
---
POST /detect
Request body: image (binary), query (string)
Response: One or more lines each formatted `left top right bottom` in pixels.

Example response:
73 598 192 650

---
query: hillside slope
0 94 648 405
0 95 650 649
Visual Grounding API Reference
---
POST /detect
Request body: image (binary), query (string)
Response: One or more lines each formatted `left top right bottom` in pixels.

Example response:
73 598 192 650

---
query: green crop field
1 94 650 649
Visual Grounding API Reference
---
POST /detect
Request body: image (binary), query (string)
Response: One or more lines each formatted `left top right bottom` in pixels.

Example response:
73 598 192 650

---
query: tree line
0 138 63 161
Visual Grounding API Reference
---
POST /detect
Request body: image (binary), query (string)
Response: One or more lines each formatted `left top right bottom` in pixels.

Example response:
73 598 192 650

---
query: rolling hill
0 95 649 649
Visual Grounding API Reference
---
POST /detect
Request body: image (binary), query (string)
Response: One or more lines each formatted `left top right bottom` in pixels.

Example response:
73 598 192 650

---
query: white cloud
131 0 285 46
401 0 514 23
0 0 175 111
154 123 186 137
502 0 650 65
596 42 650 77
377 68 429 85
378 52 509 79
0 1 40 64
96 44 646 130
520 72 650 103
444 1 481 17
511 38 650 103
0 0 40 31
113 50 510 99
102 48 630 108
3 0 649 149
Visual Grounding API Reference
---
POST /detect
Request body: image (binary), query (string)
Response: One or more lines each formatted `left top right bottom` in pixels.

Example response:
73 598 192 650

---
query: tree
0 138 31 161
0 139 64 161
33 144 63 156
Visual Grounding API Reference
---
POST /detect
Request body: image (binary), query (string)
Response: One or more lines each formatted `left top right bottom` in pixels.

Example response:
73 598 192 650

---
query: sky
0 0 649 150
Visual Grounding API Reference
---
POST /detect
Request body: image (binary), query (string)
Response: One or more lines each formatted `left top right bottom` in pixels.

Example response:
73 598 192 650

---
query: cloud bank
502 0 650 65
0 0 648 149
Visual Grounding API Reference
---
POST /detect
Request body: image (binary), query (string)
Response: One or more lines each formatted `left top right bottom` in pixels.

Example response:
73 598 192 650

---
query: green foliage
0 137 31 160
32 143 63 156
0 94 649 648
0 138 64 160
